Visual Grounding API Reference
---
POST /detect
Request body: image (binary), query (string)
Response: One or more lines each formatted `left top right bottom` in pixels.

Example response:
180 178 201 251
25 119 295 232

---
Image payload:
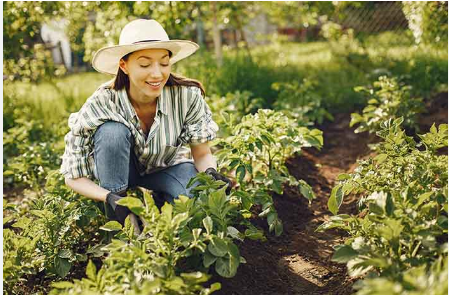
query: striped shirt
60 80 219 179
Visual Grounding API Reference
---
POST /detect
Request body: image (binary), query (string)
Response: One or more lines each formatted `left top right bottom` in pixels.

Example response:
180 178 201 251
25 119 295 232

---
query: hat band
133 40 162 44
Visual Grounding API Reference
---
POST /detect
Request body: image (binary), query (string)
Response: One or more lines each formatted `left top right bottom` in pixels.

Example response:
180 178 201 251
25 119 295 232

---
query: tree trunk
211 2 223 67
235 14 252 62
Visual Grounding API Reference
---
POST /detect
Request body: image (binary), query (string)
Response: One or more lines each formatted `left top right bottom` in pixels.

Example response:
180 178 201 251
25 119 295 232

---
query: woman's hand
205 167 233 195
106 192 132 225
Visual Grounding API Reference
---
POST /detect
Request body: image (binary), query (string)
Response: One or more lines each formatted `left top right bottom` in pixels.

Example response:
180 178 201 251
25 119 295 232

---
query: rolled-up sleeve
179 87 219 145
60 112 96 179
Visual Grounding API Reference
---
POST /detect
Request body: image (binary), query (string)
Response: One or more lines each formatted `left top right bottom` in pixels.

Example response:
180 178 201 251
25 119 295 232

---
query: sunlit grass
4 33 447 128
3 72 110 127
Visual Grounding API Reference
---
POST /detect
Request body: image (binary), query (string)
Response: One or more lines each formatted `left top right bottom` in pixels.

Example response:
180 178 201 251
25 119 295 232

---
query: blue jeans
93 121 199 208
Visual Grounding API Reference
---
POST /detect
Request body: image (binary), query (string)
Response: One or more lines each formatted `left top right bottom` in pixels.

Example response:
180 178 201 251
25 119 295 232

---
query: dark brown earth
5 93 448 295
212 92 448 295
212 113 376 295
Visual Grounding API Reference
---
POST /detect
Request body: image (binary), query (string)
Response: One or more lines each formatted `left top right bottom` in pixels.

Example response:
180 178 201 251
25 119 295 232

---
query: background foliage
3 1 448 294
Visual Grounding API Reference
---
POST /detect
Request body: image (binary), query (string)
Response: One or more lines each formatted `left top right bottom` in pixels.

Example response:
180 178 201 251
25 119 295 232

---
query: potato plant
350 76 425 134
317 118 448 293
3 116 67 192
206 90 264 136
50 177 244 294
214 109 322 235
272 78 334 126
4 171 106 294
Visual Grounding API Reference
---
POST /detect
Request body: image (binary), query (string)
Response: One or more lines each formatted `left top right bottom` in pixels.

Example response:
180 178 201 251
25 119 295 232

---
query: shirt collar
157 87 168 116
118 87 168 120
118 88 137 120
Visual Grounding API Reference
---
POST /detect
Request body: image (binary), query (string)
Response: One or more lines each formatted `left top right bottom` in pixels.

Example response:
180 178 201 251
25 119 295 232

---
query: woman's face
119 48 171 103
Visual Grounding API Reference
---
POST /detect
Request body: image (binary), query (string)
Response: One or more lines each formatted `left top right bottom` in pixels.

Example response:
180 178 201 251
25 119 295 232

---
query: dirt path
213 92 448 295
213 113 378 295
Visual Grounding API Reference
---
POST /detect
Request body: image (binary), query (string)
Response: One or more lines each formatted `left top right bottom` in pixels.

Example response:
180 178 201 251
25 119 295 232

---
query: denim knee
159 163 199 201
95 121 132 149
94 121 133 193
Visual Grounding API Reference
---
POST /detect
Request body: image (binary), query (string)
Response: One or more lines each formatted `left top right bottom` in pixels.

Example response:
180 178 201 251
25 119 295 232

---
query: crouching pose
61 19 232 225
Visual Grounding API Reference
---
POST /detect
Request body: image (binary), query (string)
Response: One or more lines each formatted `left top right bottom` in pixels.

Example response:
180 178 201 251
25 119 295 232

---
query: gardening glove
106 192 131 226
205 167 233 195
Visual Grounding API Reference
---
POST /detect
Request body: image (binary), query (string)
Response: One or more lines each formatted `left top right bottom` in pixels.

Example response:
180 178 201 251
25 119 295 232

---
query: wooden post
211 2 223 67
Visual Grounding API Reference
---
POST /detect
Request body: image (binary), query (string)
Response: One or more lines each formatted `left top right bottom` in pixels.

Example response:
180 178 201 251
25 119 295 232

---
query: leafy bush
353 255 448 295
49 179 243 294
215 109 322 235
272 78 334 126
318 118 448 293
350 76 425 133
4 171 106 294
206 90 264 137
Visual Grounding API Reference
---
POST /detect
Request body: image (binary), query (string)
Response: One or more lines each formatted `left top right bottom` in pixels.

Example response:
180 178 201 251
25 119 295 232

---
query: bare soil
6 92 447 295
212 92 448 295
212 113 376 295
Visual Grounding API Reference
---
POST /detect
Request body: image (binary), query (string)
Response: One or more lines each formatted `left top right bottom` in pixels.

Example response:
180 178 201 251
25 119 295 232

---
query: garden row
3 98 323 294
3 34 447 294
317 76 448 293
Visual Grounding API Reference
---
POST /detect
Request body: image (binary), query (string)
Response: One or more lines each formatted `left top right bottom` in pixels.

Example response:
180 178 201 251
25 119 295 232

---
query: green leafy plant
317 118 448 292
215 109 322 235
50 186 234 294
206 90 264 136
272 78 334 126
350 76 425 133
353 255 448 295
3 171 106 293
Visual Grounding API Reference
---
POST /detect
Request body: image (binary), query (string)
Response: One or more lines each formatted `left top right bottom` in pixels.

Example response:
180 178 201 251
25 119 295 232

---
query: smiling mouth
146 81 162 87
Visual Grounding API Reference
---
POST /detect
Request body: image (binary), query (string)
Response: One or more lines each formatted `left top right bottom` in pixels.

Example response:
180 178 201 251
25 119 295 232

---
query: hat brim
92 40 199 75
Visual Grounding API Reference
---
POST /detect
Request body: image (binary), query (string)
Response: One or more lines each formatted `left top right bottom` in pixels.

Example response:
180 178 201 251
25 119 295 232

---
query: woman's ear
119 59 128 75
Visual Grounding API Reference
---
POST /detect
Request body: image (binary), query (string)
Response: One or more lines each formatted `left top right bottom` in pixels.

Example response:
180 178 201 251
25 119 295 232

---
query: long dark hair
111 51 206 97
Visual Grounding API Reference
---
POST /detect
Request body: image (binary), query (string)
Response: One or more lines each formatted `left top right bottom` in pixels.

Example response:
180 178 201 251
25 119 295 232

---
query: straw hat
92 19 199 75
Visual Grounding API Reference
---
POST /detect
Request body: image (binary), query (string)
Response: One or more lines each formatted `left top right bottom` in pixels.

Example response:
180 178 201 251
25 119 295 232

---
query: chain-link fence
330 1 448 45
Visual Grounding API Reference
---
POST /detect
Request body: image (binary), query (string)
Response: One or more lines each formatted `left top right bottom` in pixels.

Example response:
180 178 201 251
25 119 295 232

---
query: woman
61 19 232 225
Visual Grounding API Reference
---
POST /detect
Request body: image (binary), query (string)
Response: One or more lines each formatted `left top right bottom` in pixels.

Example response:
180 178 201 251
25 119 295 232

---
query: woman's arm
65 177 110 202
190 142 216 172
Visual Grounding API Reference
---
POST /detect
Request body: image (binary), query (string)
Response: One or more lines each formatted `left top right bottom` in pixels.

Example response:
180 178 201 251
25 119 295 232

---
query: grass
4 32 447 130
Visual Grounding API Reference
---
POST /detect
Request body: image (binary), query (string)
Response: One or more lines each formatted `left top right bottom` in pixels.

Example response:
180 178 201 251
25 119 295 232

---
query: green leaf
180 271 209 284
100 221 122 231
374 154 388 164
236 165 246 182
430 123 437 134
207 187 226 215
12 216 32 229
58 249 72 259
229 159 240 170
171 213 189 229
378 219 403 240
51 281 74 289
208 237 228 257
298 180 315 202
86 260 97 281
331 245 359 263
437 216 448 229
54 256 72 278
215 244 240 278
350 113 363 127
337 173 351 181
227 226 242 241
203 250 218 268
192 228 202 240
116 197 144 215
303 134 322 147
328 184 344 215
415 192 434 208
203 216 213 235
